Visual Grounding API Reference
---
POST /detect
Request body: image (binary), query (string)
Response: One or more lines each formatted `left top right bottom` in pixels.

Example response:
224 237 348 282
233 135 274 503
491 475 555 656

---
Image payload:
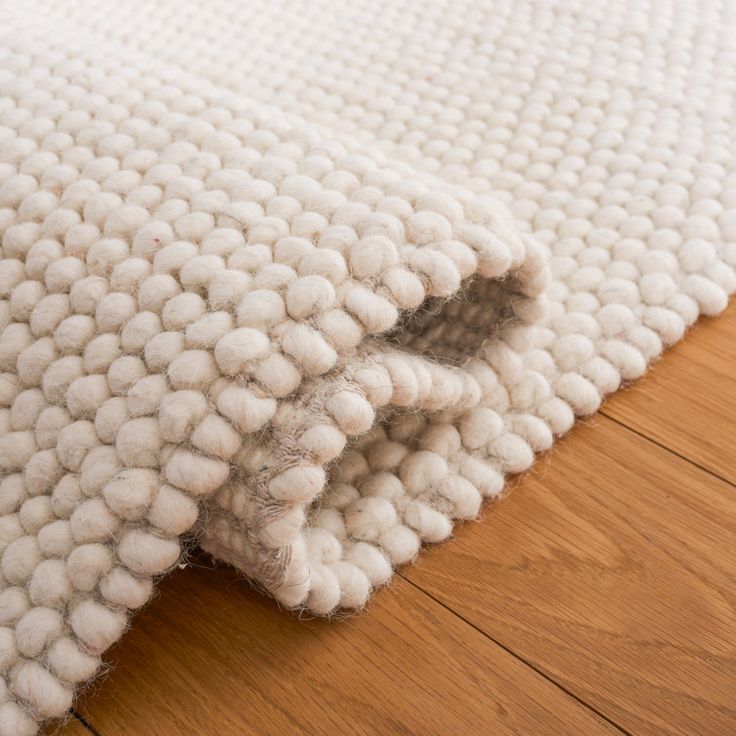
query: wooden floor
48 303 736 736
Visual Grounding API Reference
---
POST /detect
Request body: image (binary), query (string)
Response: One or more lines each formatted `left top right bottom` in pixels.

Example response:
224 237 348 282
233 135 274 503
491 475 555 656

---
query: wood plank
403 415 736 736
75 566 618 736
44 716 95 735
603 302 736 484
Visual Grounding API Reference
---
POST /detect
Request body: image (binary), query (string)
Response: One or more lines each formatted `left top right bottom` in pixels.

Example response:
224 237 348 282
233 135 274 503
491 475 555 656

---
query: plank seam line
398 574 634 736
600 410 736 490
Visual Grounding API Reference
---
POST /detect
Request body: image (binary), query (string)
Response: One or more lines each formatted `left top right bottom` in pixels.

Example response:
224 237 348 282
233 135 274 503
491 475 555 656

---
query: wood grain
603 303 736 484
404 415 736 736
73 565 617 736
45 716 95 736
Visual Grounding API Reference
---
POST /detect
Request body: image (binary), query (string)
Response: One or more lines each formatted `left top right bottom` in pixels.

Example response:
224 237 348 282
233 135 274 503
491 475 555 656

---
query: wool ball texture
1 0 735 731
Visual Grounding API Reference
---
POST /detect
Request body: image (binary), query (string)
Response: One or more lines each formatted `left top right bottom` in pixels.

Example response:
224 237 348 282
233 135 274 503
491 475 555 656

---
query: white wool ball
208 269 252 310
285 276 335 319
23 450 62 497
342 285 398 334
596 303 636 337
29 294 71 338
360 471 405 502
83 333 121 374
191 414 242 460
12 662 72 718
305 564 341 615
382 267 426 309
352 365 392 407
364 440 410 471
0 514 23 556
325 391 375 436
415 424 461 459
116 528 180 576
0 586 29 626
409 248 462 298
67 543 114 592
236 289 286 330
99 566 153 609
581 357 621 394
345 497 397 542
70 498 120 544
0 702 37 736
316 309 363 352
254 352 302 397
116 417 162 467
53 314 97 353
18 496 54 534
138 274 181 313
639 273 677 306
107 355 147 395
458 454 504 498
46 636 99 684
15 606 63 657
281 323 337 375
148 484 198 536
298 425 346 464
554 373 601 416
69 597 128 655
0 474 26 515
168 349 219 390
214 328 271 375
94 292 137 334
157 390 208 444
185 311 234 350
683 274 728 316
551 334 596 373
489 433 535 474
349 235 399 279
34 406 71 449
216 385 277 433
94 397 128 445
600 340 648 381
312 508 347 539
381 354 419 406
0 431 37 473
399 451 449 495
303 527 343 564
161 293 207 331
441 475 483 518
41 355 84 405
28 559 72 607
346 542 392 586
55 420 99 472
0 625 17 672
268 466 326 504
2 535 40 584
323 483 360 511
66 374 111 419
259 505 306 548
403 500 453 543
507 415 555 453
36 520 73 558
459 407 503 450
484 341 524 382
120 311 164 353
10 391 45 433
642 306 685 346
126 374 168 418
165 449 229 496
328 560 371 609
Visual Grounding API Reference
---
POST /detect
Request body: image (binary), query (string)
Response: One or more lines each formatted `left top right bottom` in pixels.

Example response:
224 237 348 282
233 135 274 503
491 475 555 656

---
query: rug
0 1 734 732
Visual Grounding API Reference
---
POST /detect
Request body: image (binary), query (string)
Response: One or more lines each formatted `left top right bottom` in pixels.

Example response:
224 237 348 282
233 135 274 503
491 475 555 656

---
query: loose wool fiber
0 0 735 732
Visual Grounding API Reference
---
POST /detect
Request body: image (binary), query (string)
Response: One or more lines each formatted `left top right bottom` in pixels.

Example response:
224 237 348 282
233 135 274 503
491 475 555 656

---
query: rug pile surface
0 1 734 732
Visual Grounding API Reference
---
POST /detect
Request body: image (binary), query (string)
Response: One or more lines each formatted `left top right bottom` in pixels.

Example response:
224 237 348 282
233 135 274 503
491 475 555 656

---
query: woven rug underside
0 1 735 732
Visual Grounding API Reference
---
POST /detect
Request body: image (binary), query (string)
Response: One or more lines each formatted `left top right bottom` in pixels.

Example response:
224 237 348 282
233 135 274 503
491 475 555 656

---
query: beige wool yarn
1 0 735 732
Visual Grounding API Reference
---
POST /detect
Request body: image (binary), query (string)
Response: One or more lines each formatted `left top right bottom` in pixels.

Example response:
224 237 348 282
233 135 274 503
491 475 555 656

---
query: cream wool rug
1 0 735 732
